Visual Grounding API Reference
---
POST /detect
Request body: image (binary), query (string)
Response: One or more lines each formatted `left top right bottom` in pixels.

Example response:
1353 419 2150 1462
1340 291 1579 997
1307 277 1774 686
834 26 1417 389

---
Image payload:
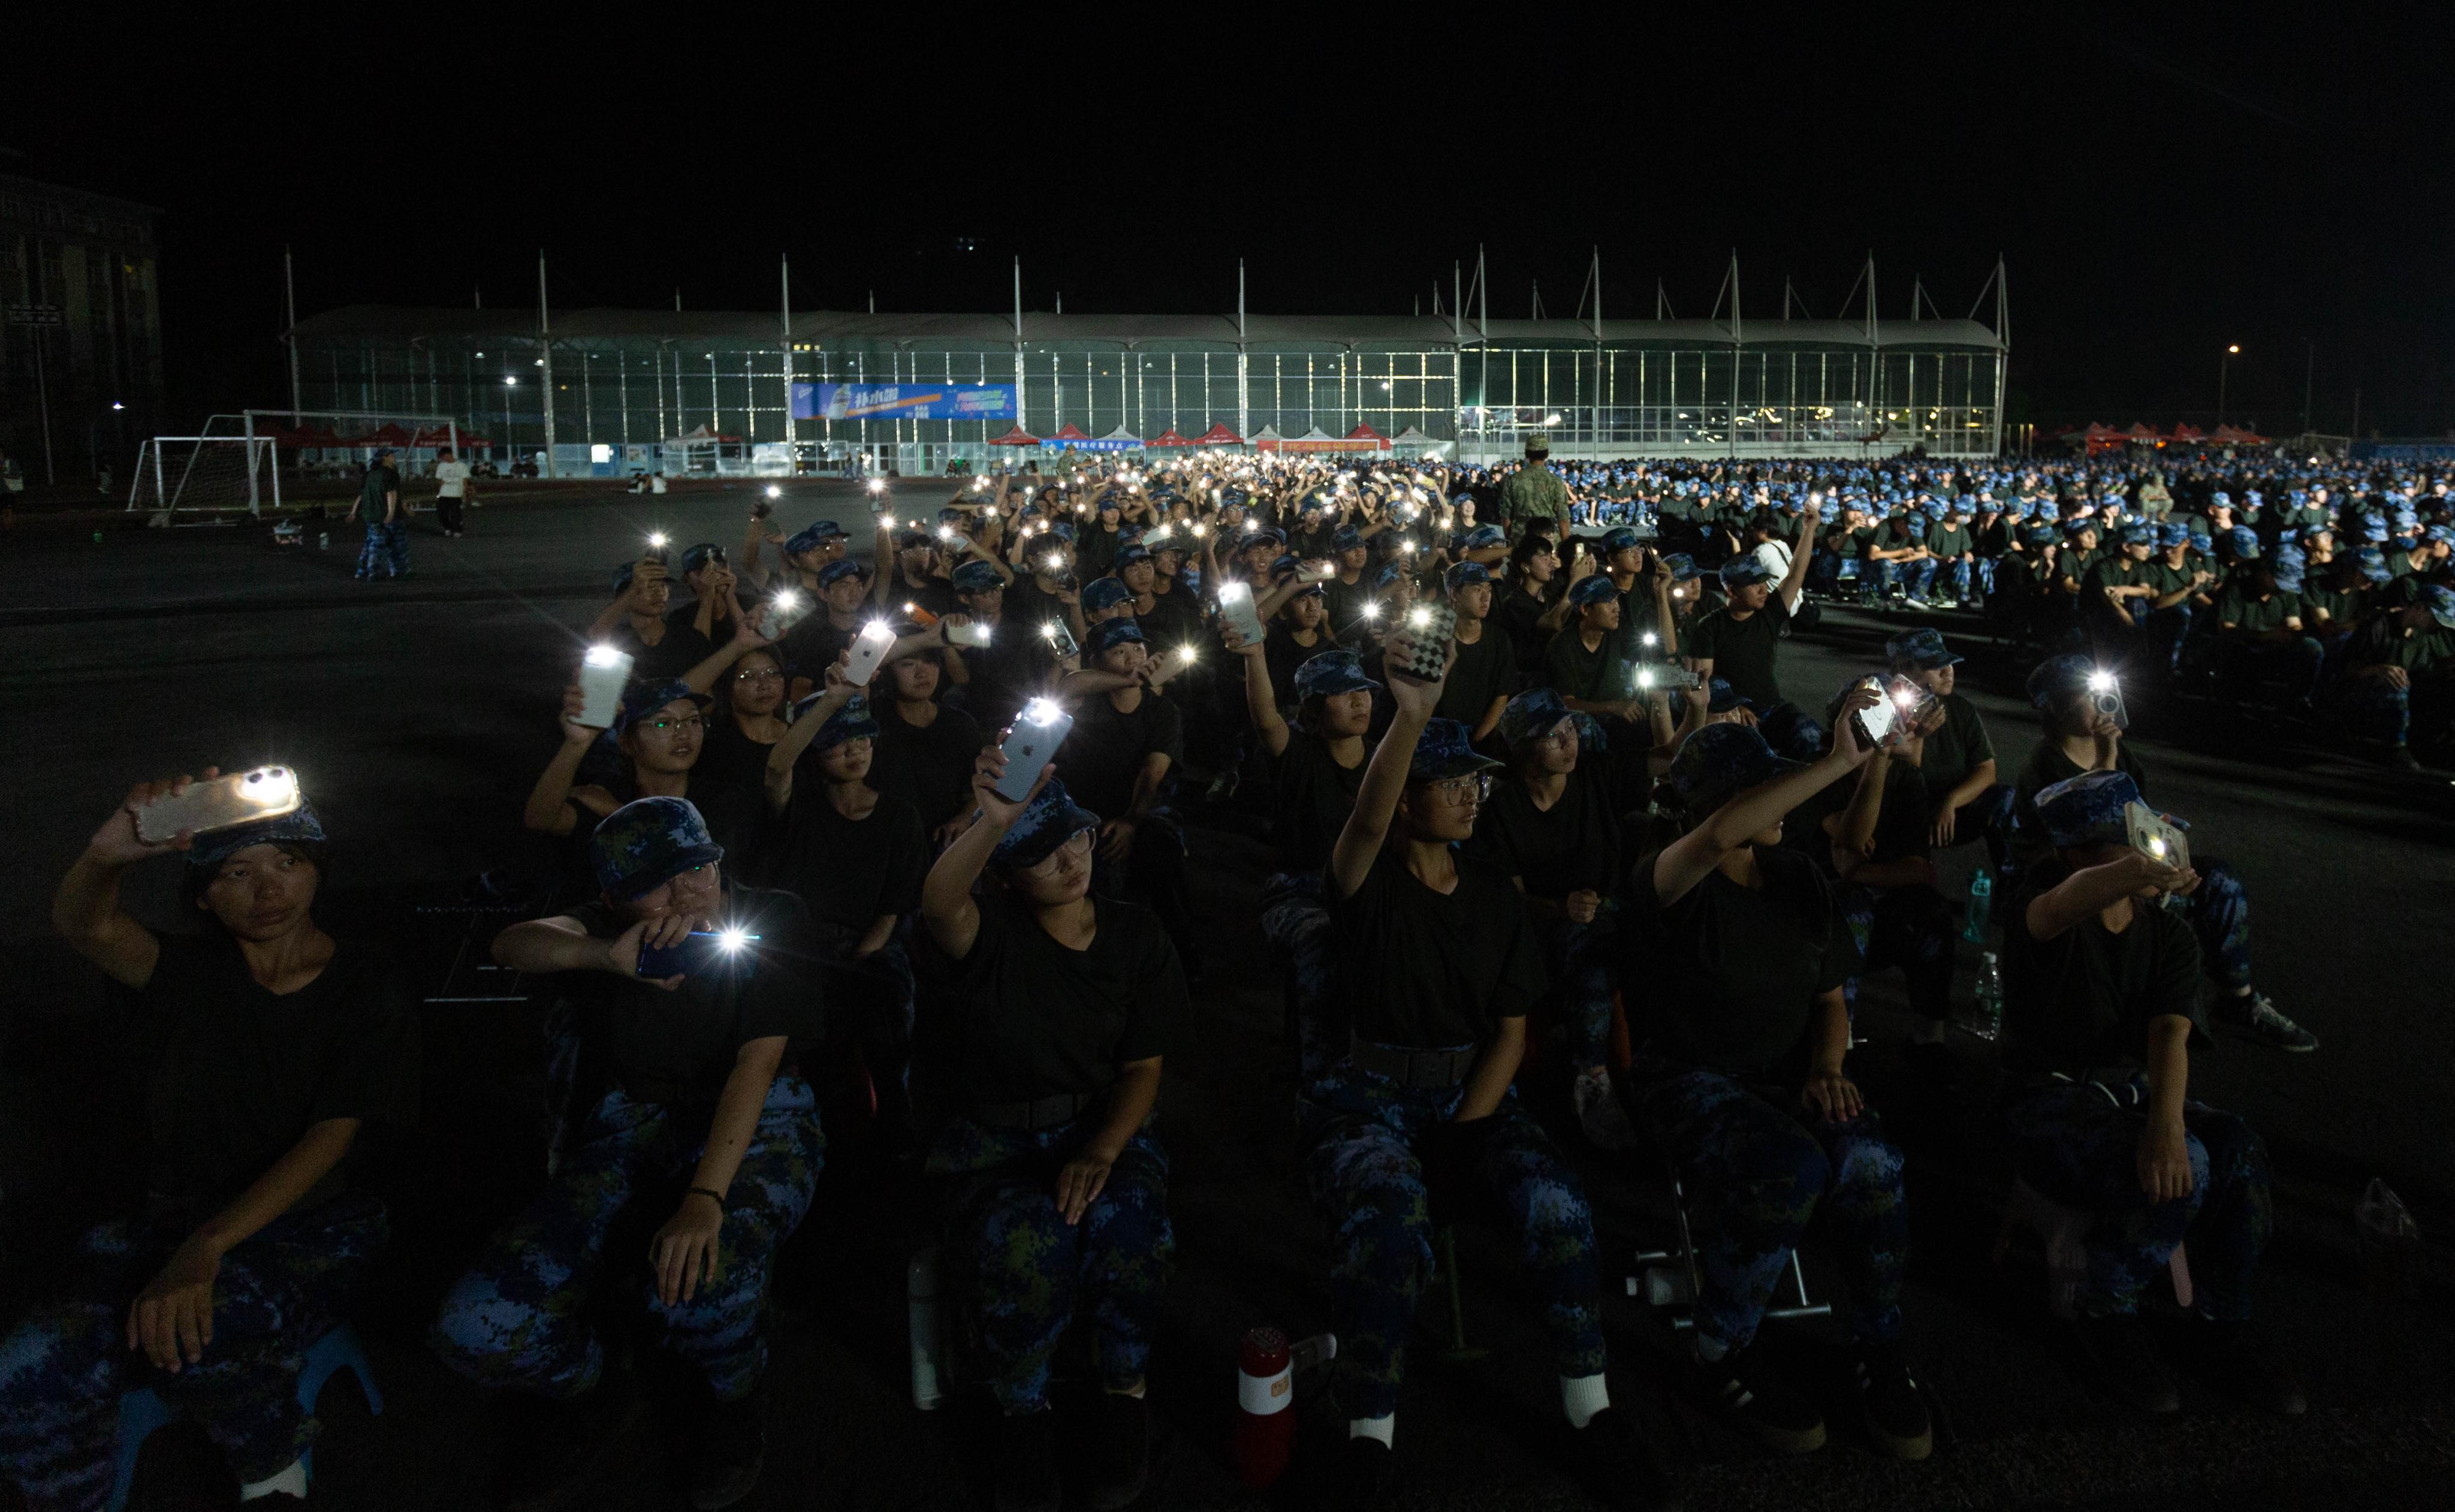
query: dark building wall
0 174 163 483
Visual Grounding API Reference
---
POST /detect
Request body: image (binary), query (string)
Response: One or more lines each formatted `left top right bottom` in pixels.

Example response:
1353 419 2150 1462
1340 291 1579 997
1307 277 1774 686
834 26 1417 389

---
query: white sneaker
1573 1066 1641 1151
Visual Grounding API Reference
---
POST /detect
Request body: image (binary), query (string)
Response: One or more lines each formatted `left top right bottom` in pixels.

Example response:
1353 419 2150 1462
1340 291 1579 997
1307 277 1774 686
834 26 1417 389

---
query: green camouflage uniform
1498 455 1572 539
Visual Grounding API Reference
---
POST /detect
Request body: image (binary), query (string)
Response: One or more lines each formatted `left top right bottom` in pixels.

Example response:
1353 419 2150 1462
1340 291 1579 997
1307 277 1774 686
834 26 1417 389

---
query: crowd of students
13 434 2444 1512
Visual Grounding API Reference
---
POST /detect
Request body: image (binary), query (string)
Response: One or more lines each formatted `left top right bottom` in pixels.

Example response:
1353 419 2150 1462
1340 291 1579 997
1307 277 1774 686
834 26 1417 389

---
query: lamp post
2218 344 2240 429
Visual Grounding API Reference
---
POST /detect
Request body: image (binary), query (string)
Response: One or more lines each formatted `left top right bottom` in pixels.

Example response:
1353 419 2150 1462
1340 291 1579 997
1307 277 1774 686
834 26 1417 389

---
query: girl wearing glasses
910 752 1184 1512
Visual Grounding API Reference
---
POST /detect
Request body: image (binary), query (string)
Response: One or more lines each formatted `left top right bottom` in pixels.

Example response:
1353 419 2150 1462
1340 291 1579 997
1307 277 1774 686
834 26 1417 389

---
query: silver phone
997 701 1074 801
135 767 304 845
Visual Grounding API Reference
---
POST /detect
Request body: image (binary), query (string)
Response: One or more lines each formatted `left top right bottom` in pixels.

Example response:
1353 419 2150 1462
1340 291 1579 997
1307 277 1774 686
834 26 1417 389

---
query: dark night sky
14 7 2452 438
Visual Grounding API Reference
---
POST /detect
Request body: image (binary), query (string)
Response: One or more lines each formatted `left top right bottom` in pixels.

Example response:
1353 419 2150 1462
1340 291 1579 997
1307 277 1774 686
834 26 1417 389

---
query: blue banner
789 382 1017 422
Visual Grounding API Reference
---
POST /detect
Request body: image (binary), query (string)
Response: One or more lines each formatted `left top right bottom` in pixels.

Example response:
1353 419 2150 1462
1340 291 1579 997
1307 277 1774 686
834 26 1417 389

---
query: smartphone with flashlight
636 928 761 981
2123 801 2191 873
2086 669 2130 730
946 621 994 648
576 645 636 729
1039 619 1080 660
135 766 304 845
1881 673 1940 731
1216 580 1268 643
1631 663 1702 693
1847 675 1901 748
1296 558 1337 584
996 701 1074 801
759 592 813 642
1395 603 1456 681
843 620 897 687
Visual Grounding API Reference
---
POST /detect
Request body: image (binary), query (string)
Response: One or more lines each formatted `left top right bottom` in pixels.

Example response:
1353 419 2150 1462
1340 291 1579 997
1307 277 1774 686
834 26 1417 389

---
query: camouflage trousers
352 520 408 579
926 1115 1172 1415
2162 856 2254 994
1259 871 1338 1079
429 1076 822 1402
1999 1079 2270 1321
1298 1069 1606 1420
0 1195 387 1512
1838 883 1958 1025
1625 1058 1908 1351
1543 918 1618 1070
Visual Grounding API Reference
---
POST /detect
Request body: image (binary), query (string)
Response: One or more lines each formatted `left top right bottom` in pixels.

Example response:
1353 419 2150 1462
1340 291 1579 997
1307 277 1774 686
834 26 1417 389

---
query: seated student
2212 544 2324 708
1884 629 2014 871
1543 572 1642 720
6 790 417 1512
778 558 877 701
876 525 958 622
870 632 987 846
2328 583 2455 773
2011 655 2317 1051
1264 578 1336 707
1435 561 1520 744
1055 619 1195 964
680 617 796 876
1470 689 1639 1150
433 798 824 1512
1619 704 1931 1462
1117 543 1198 648
912 769 1183 1512
1999 771 2302 1419
1320 523 1377 642
1303 633 1669 1511
662 544 743 674
951 559 1057 735
589 556 694 681
1793 679 1959 1079
1493 532 1565 682
1682 511 1824 759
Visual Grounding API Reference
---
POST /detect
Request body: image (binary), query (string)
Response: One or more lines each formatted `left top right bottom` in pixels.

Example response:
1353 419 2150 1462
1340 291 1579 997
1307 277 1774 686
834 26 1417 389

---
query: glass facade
295 324 2002 466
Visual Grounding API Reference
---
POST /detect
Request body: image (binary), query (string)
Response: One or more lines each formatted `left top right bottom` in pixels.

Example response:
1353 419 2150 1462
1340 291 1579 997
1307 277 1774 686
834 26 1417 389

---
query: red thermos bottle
1232 1326 1295 1487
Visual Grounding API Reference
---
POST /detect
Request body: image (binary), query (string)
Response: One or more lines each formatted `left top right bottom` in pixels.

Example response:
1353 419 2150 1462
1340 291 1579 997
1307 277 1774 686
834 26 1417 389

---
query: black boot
1082 1391 1151 1511
687 1386 768 1510
993 1408 1062 1512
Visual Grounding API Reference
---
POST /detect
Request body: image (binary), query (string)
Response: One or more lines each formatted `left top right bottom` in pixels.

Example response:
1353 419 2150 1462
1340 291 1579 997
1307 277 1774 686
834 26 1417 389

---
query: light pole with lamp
2218 344 2240 429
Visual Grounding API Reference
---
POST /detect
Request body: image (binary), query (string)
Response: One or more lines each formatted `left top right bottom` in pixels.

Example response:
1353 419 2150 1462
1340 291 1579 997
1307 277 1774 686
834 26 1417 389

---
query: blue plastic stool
107 1322 382 1512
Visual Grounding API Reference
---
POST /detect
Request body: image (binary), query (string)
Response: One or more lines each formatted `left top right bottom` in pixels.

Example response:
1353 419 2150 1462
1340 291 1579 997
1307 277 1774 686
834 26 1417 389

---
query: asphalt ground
3 479 2453 1511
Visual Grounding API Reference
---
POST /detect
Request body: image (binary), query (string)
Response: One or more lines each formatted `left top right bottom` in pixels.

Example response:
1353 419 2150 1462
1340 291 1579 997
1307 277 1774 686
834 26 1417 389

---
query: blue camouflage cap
1083 617 1146 658
1567 572 1620 607
2426 584 2455 629
1705 677 1751 714
1332 524 1366 553
1081 577 1133 611
1498 687 1575 750
783 524 834 557
2270 545 2306 593
2024 652 2104 713
1599 526 1643 554
797 691 882 751
816 558 866 588
1719 555 1778 588
679 542 728 574
2120 523 2157 547
1445 560 1492 593
1371 562 1409 590
991 778 1102 869
188 801 327 873
2157 523 2191 549
2300 522 2334 542
613 560 643 593
1457 523 1507 551
1886 627 1963 671
2361 515 2391 543
2032 769 2146 849
1664 722 1803 822
2023 523 2060 547
1293 648 1381 700
2225 526 2260 559
1407 717 1505 784
952 560 1005 594
1270 552 1303 582
1115 542 1154 567
617 678 713 734
1657 553 1703 582
2356 546 2393 584
591 795 724 900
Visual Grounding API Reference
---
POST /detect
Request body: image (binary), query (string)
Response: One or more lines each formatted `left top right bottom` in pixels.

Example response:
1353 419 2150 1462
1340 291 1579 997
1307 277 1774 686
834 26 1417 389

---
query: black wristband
687 1186 726 1211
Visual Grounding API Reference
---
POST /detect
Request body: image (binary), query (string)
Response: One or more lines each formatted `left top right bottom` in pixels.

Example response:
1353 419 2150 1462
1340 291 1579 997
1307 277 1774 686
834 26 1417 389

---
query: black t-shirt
1323 574 1376 645
1495 584 1554 680
772 789 928 937
871 698 984 831
1684 597 1792 706
779 614 861 684
1911 692 1995 807
568 883 819 1109
1137 584 1205 651
2010 741 2149 869
138 932 420 1218
607 618 704 684
1272 729 1368 874
1620 845 1854 1077
959 621 1058 734
1004 577 1073 637
1055 690 1184 820
1467 763 1620 901
2003 858 2207 1078
1331 848 1545 1049
914 892 1184 1108
1542 626 1618 702
1265 623 1336 710
1437 623 1520 731
659 602 728 675
1078 526 1125 579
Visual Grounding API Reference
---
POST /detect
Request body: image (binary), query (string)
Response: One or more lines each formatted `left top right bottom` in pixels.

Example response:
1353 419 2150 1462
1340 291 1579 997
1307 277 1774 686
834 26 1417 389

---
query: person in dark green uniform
1496 433 1572 542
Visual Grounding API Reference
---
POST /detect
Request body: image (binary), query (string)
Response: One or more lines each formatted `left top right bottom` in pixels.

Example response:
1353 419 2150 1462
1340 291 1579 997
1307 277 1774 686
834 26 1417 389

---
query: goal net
127 436 280 517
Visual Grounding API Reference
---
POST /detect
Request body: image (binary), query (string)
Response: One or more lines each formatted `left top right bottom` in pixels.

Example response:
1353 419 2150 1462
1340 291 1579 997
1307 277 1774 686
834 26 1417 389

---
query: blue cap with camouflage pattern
1664 722 1803 822
1293 647 1381 699
991 778 1102 869
617 679 713 734
952 560 1005 593
188 802 327 873
2032 769 2147 849
591 795 724 900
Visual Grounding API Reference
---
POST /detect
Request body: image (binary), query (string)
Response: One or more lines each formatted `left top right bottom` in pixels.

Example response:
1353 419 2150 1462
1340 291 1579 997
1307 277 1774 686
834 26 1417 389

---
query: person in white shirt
434 449 473 538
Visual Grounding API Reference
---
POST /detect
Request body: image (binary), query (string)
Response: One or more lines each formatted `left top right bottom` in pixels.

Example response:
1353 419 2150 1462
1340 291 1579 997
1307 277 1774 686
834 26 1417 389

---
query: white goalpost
130 409 471 517
127 436 281 518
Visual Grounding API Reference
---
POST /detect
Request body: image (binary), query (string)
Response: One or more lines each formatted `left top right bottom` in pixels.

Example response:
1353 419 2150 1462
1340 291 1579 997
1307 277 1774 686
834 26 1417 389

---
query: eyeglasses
637 714 704 736
1424 774 1491 805
734 668 783 683
1023 828 1096 876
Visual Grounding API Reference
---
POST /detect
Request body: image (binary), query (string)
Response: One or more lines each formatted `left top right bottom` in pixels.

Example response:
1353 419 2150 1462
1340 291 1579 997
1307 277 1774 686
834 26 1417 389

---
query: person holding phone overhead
913 757 1184 1512
4 780 417 1511
431 797 825 1512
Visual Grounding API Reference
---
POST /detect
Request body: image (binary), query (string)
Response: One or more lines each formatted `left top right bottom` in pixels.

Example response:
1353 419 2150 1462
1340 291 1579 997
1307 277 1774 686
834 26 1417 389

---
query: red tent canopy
345 422 417 446
2212 424 2268 444
1343 422 1389 444
2123 422 2159 440
987 425 1040 446
2169 423 2206 442
412 424 491 448
1046 423 1092 440
1146 428 1194 448
1194 424 1245 446
2080 422 2119 440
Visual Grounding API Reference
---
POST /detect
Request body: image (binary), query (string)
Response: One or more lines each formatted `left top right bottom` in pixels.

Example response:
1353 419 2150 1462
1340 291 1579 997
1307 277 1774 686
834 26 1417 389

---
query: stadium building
288 262 2007 476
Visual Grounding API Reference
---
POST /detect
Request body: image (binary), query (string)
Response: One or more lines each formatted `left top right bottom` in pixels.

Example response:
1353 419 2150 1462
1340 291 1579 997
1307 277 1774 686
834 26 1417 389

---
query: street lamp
2218 344 2240 428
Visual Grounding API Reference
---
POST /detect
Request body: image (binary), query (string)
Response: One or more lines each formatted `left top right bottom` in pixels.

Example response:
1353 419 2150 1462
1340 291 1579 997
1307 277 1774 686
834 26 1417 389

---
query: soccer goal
127 436 281 518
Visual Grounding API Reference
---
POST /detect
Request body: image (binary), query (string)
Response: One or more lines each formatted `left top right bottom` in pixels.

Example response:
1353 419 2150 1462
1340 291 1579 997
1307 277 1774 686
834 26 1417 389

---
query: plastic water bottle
1962 868 1994 942
1968 953 2004 1041
2356 1179 2420 1298
907 1247 944 1411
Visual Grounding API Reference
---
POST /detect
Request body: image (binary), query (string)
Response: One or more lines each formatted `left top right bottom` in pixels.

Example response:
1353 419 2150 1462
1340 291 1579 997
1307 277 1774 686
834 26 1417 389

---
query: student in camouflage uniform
1619 711 1931 1462
1497 434 1573 542
915 768 1182 1512
1998 771 2302 1419
2327 584 2455 772
5 793 417 1511
1302 630 1669 1512
432 797 823 1512
352 447 409 581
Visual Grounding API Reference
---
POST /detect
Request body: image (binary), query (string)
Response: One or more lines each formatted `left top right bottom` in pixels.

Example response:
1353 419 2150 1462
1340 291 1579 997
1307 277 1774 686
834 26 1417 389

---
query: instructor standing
1497 433 1572 542
433 446 472 538
354 448 408 581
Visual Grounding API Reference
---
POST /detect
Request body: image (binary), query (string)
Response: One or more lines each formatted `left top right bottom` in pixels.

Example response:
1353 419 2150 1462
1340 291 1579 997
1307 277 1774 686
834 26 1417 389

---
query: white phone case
577 648 634 729
844 623 897 686
135 768 304 844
